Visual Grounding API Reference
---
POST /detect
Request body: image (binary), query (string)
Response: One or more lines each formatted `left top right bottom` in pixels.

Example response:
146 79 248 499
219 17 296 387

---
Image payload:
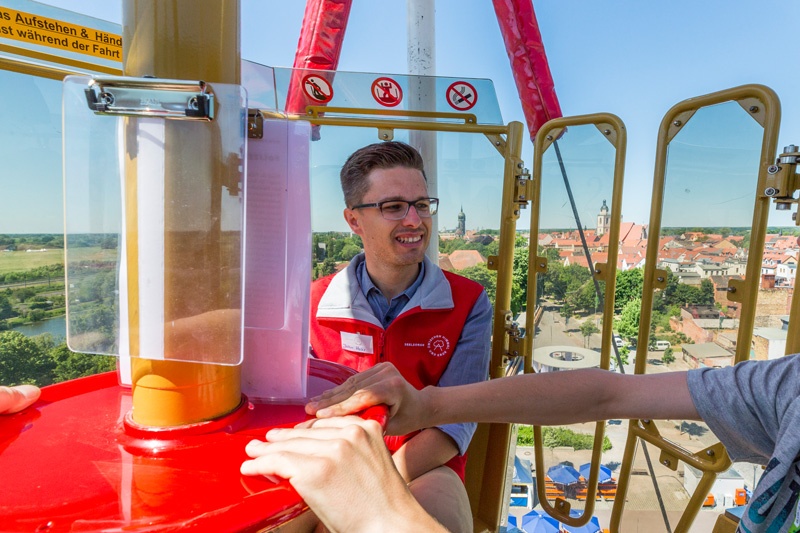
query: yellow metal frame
525 114 627 527
609 84 781 533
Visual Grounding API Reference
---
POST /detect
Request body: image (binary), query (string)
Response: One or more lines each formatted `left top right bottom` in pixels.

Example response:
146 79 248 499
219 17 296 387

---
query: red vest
310 268 484 480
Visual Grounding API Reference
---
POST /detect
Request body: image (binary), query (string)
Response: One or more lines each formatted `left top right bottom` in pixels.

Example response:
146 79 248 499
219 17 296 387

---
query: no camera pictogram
371 77 403 107
446 81 477 111
302 75 334 103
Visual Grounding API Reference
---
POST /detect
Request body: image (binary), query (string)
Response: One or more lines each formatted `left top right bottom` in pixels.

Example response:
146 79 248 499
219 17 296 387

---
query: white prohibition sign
371 77 403 107
446 81 478 111
302 74 334 103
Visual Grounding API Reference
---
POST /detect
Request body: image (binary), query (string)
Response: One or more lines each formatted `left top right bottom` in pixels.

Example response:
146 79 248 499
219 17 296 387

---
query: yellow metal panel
610 84 781 533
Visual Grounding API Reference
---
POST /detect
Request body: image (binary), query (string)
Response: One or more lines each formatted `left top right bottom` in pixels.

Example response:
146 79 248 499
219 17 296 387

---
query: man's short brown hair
340 141 426 207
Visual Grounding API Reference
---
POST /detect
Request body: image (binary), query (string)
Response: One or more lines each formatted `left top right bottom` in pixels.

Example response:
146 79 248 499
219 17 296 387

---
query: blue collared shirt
355 257 492 455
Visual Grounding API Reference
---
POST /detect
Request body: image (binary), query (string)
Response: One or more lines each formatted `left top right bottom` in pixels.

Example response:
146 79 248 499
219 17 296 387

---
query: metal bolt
603 129 611 135
518 162 525 168
657 276 665 283
382 133 389 139
495 141 501 146
643 419 651 424
727 286 737 293
546 135 553 141
662 459 671 466
767 165 780 175
749 106 759 113
514 210 520 216
539 262 546 268
594 268 601 274
673 120 682 127
706 449 715 457
188 96 199 110
765 187 779 197
99 92 114 106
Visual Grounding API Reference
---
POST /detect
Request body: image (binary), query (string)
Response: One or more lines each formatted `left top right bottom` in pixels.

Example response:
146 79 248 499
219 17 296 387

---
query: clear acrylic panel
531 124 618 524
270 67 503 124
655 101 764 367
308 126 505 312
63 75 247 365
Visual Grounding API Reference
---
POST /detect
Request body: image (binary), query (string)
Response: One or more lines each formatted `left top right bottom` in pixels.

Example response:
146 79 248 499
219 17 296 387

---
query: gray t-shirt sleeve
437 290 493 455
686 355 800 464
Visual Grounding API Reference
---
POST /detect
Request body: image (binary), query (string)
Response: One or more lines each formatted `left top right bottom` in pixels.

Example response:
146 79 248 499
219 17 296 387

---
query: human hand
305 362 429 436
0 385 40 415
240 416 442 533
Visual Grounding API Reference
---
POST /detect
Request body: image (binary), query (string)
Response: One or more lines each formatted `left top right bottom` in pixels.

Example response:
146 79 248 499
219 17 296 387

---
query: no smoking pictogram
302 75 334 104
446 81 477 111
371 77 403 107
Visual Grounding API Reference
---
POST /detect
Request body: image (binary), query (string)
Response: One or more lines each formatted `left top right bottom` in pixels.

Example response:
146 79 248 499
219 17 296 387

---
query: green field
0 248 116 275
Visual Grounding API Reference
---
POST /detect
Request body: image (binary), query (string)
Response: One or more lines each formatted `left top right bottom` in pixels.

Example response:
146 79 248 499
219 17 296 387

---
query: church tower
597 200 610 236
457 205 466 237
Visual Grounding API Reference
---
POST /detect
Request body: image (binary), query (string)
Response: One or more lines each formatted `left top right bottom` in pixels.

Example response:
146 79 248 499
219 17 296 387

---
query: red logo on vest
427 335 450 357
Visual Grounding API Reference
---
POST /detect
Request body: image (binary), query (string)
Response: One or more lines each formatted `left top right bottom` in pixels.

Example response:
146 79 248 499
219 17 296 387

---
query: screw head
673 120 682 127
749 105 759 113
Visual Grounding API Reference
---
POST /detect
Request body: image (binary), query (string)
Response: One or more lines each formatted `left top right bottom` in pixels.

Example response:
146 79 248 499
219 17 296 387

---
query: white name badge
341 332 373 354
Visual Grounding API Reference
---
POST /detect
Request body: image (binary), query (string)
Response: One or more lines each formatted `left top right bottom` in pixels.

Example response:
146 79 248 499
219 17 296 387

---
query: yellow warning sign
0 7 122 61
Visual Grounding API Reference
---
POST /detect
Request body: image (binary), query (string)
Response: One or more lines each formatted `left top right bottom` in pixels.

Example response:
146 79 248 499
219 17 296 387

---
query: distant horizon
6 225 800 237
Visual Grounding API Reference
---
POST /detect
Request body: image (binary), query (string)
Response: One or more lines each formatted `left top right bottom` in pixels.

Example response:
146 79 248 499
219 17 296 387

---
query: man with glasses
309 141 492 532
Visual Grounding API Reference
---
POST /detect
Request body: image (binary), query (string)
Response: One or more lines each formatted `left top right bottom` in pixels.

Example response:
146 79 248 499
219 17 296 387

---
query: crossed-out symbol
446 81 477 111
372 77 402 107
302 75 333 103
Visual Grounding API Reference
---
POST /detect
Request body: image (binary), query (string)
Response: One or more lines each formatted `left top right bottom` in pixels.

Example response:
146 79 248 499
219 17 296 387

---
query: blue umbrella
579 462 613 483
508 515 517 527
521 509 560 533
562 510 602 533
546 463 581 485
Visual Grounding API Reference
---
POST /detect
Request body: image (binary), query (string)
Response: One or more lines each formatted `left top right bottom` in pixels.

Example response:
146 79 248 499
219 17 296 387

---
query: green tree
316 257 337 279
615 345 630 366
458 264 497 304
511 246 529 314
0 294 14 320
50 343 116 382
580 320 599 347
0 331 56 386
699 279 715 305
560 301 573 325
614 268 644 313
616 297 642 341
662 346 675 365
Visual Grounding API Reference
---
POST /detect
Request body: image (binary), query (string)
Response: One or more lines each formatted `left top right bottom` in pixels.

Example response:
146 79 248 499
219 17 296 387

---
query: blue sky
7 0 800 232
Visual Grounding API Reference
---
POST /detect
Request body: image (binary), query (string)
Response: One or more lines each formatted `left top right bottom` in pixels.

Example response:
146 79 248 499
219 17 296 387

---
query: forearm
391 427 459 482
422 369 701 427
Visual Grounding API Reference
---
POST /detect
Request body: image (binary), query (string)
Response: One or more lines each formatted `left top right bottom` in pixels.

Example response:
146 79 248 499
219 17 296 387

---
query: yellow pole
123 0 242 426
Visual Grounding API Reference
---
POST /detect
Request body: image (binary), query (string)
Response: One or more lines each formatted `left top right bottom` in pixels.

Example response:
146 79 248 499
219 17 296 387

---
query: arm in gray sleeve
436 291 493 455
686 355 800 463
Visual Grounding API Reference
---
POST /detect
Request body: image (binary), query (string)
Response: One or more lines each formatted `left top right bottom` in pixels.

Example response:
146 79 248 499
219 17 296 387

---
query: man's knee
408 466 472 533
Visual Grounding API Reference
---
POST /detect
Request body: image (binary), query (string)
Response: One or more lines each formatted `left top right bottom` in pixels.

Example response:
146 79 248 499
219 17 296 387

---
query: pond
10 315 66 340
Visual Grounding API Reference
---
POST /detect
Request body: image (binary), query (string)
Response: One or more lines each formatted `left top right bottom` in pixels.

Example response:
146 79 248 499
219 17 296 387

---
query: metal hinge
248 110 263 139
84 76 214 120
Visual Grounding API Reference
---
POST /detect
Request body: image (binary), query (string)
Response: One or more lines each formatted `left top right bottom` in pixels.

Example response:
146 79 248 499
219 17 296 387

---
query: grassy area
0 247 115 275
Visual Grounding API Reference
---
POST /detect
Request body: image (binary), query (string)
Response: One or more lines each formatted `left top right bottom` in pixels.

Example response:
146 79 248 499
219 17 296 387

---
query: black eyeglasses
350 198 439 220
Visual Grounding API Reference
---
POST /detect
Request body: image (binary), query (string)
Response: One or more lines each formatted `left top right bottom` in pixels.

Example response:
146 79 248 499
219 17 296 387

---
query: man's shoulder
441 269 485 294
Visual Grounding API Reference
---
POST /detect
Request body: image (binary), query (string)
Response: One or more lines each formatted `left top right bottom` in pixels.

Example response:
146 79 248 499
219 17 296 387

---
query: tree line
0 331 115 387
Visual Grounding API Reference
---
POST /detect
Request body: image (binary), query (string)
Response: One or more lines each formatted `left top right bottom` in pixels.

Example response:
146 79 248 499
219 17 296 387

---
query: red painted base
0 359 381 532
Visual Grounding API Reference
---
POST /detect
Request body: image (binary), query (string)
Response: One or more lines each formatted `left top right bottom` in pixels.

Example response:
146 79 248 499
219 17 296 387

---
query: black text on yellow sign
0 8 121 61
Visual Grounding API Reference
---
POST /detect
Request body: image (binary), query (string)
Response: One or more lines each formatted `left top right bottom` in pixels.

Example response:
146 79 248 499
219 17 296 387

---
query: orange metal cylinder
122 0 242 426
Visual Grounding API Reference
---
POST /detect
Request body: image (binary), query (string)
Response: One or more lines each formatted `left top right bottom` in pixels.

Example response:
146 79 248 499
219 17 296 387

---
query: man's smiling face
344 166 431 272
